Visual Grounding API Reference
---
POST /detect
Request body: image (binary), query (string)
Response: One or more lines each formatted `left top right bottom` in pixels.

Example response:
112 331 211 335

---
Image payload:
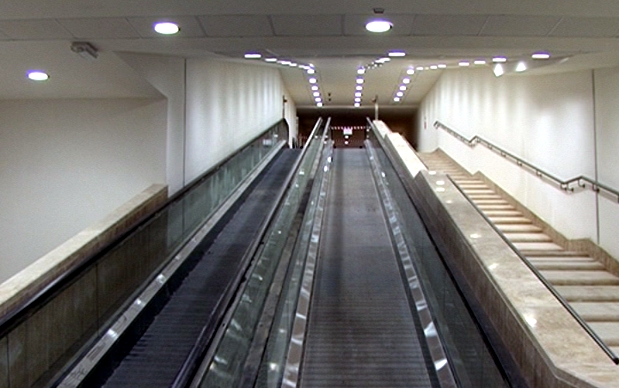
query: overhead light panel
309 77 317 84
265 58 278 62
492 56 507 63
473 60 486 65
27 70 49 81
388 51 406 57
458 61 470 67
154 22 180 35
406 68 415 75
532 52 551 59
244 53 262 59
366 19 393 33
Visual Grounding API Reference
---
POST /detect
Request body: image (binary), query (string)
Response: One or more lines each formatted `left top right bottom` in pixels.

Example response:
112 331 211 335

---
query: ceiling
3 0 619 108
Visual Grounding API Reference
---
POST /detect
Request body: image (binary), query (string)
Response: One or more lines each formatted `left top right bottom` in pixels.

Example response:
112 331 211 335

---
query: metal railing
434 121 619 203
447 175 619 365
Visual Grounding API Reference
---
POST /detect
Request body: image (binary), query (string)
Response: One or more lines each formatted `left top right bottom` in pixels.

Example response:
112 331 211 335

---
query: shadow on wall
297 107 417 148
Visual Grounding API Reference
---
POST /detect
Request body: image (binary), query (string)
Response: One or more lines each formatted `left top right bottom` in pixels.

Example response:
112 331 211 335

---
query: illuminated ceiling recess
365 7 392 33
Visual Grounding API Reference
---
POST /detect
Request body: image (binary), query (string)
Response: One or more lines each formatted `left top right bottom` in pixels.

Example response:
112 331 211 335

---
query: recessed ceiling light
317 102 323 107
532 52 551 59
356 85 363 91
315 97 322 102
354 102 361 107
309 77 317 84
430 65 438 70
416 66 424 71
154 22 180 35
406 68 415 75
244 53 262 59
396 91 404 97
355 92 362 97
473 60 486 65
313 92 320 97
307 68 316 74
356 78 364 84
265 58 278 62
388 51 406 57
403 78 410 84
27 70 49 81
354 97 361 102
376 57 391 63
394 97 401 102
311 85 319 91
289 63 298 67
492 56 507 63
279 60 291 65
438 64 447 69
399 85 407 91
365 19 393 33
357 68 366 74
459 61 470 67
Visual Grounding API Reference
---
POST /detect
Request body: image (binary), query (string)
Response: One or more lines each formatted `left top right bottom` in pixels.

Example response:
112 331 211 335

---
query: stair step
468 194 504 200
484 210 523 217
532 261 605 271
515 241 563 251
571 302 619 321
497 224 543 233
557 286 619 302
474 199 510 205
489 216 533 225
462 189 496 195
458 184 489 189
478 204 516 211
541 270 619 286
587 322 619 346
503 233 552 242
524 250 588 258
528 256 595 262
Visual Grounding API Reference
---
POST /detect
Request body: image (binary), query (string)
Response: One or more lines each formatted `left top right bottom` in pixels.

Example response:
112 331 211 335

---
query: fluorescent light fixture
356 85 363 91
154 22 180 35
394 97 401 102
355 92 362 97
309 77 317 84
244 53 262 59
311 85 319 91
438 64 447 68
315 97 322 102
376 57 391 63
354 97 361 102
313 92 320 97
416 66 424 71
402 78 410 84
265 58 278 62
307 68 316 74
396 91 404 97
492 56 507 63
515 61 527 72
459 61 470 67
430 65 438 70
399 85 407 91
532 52 551 59
406 68 415 75
289 63 298 67
27 70 49 81
365 19 393 33
357 68 365 74
493 63 505 77
388 51 406 57
356 78 364 84
474 59 486 65
280 60 291 65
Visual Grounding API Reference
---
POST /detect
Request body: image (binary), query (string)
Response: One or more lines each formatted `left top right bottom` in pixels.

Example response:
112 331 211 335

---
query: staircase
418 150 619 357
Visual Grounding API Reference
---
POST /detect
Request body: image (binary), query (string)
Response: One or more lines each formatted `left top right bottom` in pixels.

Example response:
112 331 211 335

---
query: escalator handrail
0 119 289 338
171 117 327 387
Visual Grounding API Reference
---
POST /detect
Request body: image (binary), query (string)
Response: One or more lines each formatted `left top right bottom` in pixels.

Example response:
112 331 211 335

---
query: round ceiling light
27 71 49 81
365 19 393 33
154 22 180 35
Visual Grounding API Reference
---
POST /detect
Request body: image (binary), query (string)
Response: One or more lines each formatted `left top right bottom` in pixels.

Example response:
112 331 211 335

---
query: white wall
0 98 167 283
416 66 619 257
185 59 292 182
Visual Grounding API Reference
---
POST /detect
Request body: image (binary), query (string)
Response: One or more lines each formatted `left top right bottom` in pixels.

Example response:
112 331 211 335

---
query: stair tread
587 322 619 345
484 210 524 217
541 270 619 285
514 242 563 250
497 224 542 233
571 302 619 321
490 217 533 224
557 286 619 302
524 250 589 257
503 233 552 242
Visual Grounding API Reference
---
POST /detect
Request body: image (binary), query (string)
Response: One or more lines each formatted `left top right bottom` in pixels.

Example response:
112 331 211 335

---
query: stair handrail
446 175 619 365
434 121 619 203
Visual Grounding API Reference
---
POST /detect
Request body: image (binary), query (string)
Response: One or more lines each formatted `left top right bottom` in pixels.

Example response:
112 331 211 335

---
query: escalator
298 148 436 387
98 148 300 387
